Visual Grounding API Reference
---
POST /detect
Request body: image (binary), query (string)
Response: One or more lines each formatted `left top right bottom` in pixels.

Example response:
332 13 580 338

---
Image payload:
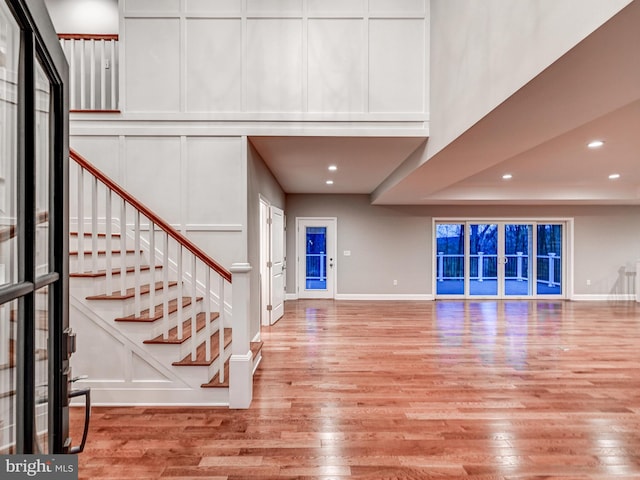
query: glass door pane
0 300 17 453
504 224 533 296
436 223 465 295
537 224 562 295
469 224 498 296
305 226 327 290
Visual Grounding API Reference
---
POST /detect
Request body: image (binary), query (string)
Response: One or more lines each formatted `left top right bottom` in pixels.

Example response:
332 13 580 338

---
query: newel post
229 263 253 409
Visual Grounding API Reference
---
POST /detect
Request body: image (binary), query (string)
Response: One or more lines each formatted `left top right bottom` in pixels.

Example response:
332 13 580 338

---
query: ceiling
250 1 640 206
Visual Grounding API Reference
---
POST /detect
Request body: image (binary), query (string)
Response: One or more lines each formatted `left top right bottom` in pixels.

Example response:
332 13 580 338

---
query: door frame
433 217 573 300
296 217 337 299
259 197 285 326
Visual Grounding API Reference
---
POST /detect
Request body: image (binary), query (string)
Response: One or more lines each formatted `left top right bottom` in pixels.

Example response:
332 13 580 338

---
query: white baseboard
335 293 434 301
571 294 636 301
285 293 298 301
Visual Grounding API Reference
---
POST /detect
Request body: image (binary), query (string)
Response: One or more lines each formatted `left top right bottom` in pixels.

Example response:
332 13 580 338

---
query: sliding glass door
436 221 564 299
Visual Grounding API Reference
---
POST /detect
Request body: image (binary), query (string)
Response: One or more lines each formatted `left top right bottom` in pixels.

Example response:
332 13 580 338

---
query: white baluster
162 233 169 340
190 255 197 361
68 39 76 110
91 176 98 273
99 39 106 110
77 166 84 273
105 187 112 295
79 38 86 110
205 268 211 362
134 210 141 318
89 39 96 109
120 199 127 296
110 39 116 109
148 221 155 320
177 245 183 339
219 275 225 384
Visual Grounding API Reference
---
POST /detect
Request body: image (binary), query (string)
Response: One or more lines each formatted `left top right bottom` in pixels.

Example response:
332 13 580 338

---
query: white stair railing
59 34 119 111
70 149 235 383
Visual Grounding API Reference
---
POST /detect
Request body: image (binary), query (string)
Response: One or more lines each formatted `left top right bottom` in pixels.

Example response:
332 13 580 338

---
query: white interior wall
44 0 118 34
121 0 428 119
70 135 247 269
428 0 632 159
286 196 640 300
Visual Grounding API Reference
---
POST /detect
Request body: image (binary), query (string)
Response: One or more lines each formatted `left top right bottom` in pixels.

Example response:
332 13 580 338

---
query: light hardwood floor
70 299 640 479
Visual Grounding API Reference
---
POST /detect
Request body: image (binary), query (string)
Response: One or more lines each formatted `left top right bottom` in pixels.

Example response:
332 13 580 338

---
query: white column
229 263 253 409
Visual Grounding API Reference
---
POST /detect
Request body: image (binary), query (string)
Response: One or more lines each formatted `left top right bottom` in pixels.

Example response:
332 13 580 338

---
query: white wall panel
308 19 364 113
186 19 242 112
124 18 180 112
307 0 364 17
125 0 179 12
71 136 121 182
124 137 181 222
369 0 425 16
245 19 303 112
246 0 302 16
369 19 424 113
185 0 241 15
185 137 244 225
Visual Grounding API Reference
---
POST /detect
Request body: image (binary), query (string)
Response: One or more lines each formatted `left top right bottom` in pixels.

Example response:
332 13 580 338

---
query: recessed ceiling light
588 140 605 148
328 165 337 171
326 180 334 185
608 173 620 180
502 174 513 180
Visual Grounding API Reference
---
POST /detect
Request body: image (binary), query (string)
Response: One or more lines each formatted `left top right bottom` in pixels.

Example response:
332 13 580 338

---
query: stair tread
201 341 262 389
70 265 162 278
172 328 232 367
115 296 202 323
70 232 122 238
70 249 140 256
86 281 178 300
143 312 220 344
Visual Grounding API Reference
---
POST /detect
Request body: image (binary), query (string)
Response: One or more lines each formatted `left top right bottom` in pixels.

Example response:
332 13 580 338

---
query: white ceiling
250 1 640 205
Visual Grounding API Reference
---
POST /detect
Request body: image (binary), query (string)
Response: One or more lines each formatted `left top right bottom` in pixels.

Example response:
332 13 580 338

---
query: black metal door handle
68 388 91 454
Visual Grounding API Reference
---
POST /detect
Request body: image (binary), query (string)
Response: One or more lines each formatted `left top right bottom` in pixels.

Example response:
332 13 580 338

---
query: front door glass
305 227 327 290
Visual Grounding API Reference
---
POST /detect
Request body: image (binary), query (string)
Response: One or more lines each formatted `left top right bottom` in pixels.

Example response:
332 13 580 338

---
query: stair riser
114 301 203 340
69 235 123 252
171 347 230 385
70 269 170 296
146 316 222 361
70 251 147 274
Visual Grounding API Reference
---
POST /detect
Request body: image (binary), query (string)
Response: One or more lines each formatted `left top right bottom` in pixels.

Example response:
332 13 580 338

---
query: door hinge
267 261 272 268
267 304 273 311
267 217 272 225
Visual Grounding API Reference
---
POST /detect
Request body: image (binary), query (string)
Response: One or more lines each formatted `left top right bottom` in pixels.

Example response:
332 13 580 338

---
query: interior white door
270 206 285 324
297 218 336 299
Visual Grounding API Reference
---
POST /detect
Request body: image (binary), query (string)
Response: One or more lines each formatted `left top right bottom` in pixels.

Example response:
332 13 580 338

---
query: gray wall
286 196 640 298
247 140 285 339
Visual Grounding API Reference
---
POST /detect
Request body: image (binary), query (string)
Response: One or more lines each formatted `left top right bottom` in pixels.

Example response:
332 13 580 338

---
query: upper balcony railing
58 33 119 112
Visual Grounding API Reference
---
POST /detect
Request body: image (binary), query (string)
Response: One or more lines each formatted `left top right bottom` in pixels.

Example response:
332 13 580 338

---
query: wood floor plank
71 299 640 479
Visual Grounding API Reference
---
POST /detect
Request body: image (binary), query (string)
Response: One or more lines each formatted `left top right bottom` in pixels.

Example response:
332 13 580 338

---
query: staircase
68 150 261 407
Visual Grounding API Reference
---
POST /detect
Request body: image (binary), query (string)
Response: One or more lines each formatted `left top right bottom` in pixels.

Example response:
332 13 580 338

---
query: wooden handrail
58 33 119 41
70 149 232 283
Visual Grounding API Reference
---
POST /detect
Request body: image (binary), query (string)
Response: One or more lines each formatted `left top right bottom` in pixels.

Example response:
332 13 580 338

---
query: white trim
285 293 298 301
571 294 636 302
335 293 434 301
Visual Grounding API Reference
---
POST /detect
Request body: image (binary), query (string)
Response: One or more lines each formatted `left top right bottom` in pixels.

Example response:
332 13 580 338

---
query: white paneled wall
121 0 428 117
70 135 246 269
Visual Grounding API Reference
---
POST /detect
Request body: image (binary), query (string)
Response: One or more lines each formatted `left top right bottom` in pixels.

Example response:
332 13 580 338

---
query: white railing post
229 263 252 409
516 252 523 281
218 275 225 383
437 252 443 282
636 260 640 303
548 253 556 287
477 252 484 282
77 166 84 273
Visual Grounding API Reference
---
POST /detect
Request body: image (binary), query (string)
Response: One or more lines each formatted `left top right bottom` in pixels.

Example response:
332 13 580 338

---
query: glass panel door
305 227 327 290
469 224 498 296
436 224 465 295
537 224 562 295
504 224 533 296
